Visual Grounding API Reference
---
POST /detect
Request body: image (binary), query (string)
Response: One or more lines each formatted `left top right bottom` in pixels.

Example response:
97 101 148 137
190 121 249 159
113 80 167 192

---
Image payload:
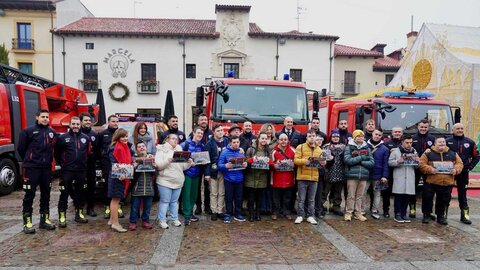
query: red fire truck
0 64 100 195
195 78 321 133
318 90 461 137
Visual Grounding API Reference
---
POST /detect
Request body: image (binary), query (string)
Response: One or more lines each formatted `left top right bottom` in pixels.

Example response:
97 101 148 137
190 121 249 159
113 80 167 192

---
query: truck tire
0 159 18 196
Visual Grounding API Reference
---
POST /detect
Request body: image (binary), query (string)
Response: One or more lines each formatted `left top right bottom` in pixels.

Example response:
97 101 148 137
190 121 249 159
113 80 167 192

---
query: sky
81 0 479 53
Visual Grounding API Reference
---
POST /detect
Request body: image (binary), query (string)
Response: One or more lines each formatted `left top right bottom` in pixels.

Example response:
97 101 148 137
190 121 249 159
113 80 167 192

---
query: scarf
399 145 415 154
113 142 132 196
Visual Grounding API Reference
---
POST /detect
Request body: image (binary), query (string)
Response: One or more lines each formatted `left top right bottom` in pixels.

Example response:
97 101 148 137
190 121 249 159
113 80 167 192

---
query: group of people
18 110 479 234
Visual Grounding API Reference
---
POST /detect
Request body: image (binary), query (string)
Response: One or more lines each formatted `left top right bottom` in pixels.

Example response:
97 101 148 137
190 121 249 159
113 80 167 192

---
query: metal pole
182 40 186 132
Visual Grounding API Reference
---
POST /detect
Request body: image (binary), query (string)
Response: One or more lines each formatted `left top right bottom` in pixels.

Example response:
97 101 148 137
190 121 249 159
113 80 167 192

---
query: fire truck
318 89 461 137
0 64 100 195
195 78 321 133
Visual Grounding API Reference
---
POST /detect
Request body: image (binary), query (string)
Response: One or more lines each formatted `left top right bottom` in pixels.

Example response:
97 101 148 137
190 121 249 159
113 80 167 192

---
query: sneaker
234 214 246 222
223 215 232 224
354 213 367 221
394 214 404 223
184 219 191 226
344 213 352 221
142 221 153 229
371 211 380 220
271 214 277 220
422 214 430 224
383 212 390 218
211 213 218 221
159 221 169 229
402 216 411 223
128 223 137 231
294 216 303 224
172 220 182 227
306 216 318 225
190 215 199 222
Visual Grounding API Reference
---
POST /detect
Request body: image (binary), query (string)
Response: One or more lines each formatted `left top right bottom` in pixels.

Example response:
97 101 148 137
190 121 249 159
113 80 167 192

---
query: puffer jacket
419 146 463 186
244 145 271 189
132 154 156 196
343 140 374 180
218 144 245 183
155 143 192 189
367 140 390 181
294 142 323 181
181 138 204 177
129 132 157 155
271 143 296 188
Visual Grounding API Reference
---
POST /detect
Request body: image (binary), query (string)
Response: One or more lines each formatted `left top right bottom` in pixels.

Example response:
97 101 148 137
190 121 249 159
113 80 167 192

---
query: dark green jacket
244 145 270 188
343 140 374 180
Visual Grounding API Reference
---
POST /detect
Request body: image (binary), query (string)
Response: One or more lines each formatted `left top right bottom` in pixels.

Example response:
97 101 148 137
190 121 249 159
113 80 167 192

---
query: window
385 74 394 86
343 71 356 93
86 43 94 50
338 110 348 122
82 63 98 92
224 63 239 79
186 64 196 79
18 63 32 74
290 69 302 82
16 23 32 49
139 64 157 93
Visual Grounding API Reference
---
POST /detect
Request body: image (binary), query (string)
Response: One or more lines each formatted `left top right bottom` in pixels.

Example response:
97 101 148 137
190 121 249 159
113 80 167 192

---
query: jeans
314 177 324 216
130 196 153 223
297 180 317 217
224 181 243 216
157 185 182 222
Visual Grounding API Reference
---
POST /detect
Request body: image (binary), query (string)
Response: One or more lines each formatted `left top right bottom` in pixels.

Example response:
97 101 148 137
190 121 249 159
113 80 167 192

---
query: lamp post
178 37 186 131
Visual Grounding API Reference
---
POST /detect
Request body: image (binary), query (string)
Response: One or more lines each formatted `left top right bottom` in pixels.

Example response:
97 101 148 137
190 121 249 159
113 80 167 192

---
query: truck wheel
0 159 18 196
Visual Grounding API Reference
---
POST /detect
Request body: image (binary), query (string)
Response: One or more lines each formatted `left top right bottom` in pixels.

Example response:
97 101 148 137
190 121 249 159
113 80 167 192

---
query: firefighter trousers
22 167 52 214
455 170 469 210
84 164 96 209
58 170 86 211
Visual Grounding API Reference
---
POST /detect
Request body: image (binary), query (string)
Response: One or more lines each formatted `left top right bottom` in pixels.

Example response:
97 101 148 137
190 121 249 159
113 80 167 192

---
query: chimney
406 31 418 52
371 44 386 56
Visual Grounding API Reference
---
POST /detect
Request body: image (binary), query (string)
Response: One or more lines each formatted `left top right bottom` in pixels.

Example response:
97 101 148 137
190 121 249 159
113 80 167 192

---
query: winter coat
155 143 192 189
131 154 155 197
367 140 390 181
188 128 213 144
159 128 186 145
276 127 304 148
343 140 374 180
81 126 98 165
271 143 296 188
180 138 204 177
419 146 463 186
412 132 435 156
323 143 345 183
17 123 57 168
339 129 352 145
304 129 327 146
446 135 480 172
54 130 91 171
388 147 418 195
107 145 135 199
294 142 323 181
240 132 257 152
97 126 117 162
218 144 246 184
384 137 402 151
204 136 229 179
244 145 271 189
129 132 157 155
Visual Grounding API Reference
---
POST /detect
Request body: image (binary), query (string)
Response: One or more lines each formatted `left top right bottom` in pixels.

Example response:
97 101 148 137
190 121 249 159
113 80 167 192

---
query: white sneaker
159 221 169 229
294 216 303 224
172 220 182 227
307 216 318 225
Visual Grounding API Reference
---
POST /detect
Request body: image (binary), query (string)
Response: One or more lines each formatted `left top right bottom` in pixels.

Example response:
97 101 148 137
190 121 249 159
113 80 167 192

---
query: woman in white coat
155 133 193 229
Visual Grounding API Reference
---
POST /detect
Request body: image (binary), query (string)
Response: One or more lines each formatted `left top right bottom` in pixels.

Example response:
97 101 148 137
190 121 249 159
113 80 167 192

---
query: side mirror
222 93 229 103
355 107 364 130
454 107 461 123
196 87 204 107
313 91 319 112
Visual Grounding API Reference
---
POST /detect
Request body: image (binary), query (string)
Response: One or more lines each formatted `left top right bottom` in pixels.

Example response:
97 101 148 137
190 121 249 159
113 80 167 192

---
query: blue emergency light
227 70 234 78
382 91 434 99
283 74 290 80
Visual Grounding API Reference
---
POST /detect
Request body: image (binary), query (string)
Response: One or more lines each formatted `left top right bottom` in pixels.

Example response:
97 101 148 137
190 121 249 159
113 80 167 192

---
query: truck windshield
379 104 453 134
214 84 308 123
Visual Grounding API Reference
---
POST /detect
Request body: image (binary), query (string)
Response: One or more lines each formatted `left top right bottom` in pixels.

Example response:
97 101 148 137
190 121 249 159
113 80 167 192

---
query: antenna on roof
296 0 306 31
134 1 142 18
410 15 414 32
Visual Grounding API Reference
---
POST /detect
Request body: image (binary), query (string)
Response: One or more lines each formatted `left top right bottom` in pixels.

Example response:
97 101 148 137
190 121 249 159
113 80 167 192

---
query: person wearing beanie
343 129 374 221
322 129 346 216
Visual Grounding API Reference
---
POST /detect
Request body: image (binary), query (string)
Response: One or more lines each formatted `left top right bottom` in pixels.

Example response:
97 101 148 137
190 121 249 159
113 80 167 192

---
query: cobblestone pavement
2 183 480 269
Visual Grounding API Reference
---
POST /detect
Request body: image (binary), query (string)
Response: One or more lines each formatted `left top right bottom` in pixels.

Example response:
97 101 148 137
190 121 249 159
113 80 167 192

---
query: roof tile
335 44 383 57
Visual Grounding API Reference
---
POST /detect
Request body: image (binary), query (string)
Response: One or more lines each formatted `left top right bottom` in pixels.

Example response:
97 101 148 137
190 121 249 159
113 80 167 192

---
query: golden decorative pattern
412 59 432 90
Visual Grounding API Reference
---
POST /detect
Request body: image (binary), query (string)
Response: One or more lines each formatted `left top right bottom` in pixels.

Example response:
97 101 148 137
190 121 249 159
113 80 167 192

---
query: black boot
86 207 97 217
461 207 472 225
58 211 67 228
409 203 416 218
39 213 56 230
255 210 261 221
437 216 448 225
422 214 430 224
75 208 88 223
22 213 36 234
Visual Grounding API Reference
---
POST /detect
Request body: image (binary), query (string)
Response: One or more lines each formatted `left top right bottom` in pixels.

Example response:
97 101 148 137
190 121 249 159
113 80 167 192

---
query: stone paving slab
316 262 418 270
176 219 345 265
410 260 479 270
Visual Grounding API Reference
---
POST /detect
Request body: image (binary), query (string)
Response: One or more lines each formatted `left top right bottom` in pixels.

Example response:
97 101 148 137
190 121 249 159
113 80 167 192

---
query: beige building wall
0 9 55 79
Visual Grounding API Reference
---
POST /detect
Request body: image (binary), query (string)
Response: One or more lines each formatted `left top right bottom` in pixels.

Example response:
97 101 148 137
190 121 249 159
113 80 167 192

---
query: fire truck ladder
0 63 57 89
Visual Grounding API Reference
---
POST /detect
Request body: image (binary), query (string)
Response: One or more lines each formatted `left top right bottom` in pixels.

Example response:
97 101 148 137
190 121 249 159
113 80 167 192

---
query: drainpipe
48 2 54 81
61 35 66 84
275 37 279 79
328 39 334 94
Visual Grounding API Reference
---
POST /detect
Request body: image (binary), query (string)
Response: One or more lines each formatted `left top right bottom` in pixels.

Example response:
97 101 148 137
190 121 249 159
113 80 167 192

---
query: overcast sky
81 0 479 53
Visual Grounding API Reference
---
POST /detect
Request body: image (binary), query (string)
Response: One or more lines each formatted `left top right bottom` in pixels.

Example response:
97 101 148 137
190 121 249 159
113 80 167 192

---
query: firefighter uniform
55 129 91 227
81 126 98 216
447 135 480 224
17 123 57 234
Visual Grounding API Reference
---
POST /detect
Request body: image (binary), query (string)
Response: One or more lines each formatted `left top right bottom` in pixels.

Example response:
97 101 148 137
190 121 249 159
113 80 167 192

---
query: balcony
78 79 101 92
137 80 159 94
12 38 35 51
341 82 360 95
